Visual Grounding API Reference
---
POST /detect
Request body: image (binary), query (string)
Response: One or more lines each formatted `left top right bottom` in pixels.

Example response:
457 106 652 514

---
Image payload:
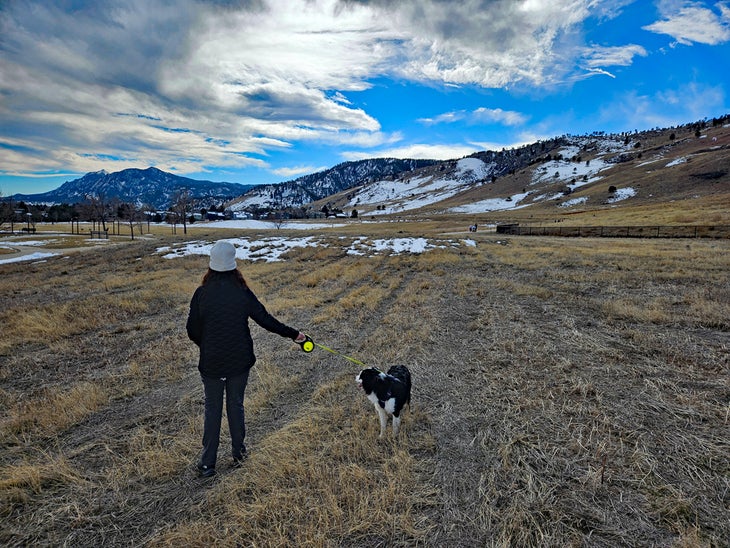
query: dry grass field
1 222 728 547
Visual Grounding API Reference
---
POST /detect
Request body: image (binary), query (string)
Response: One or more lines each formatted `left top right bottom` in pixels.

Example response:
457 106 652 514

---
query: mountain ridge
6 167 253 210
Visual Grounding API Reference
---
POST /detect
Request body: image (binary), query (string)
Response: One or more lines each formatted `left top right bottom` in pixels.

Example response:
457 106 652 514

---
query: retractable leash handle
298 335 315 353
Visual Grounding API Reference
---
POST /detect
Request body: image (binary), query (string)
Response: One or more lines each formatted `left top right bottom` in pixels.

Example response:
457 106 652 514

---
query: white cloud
272 165 328 178
342 143 479 161
585 68 617 78
582 44 648 67
419 107 528 126
643 2 730 45
468 139 536 152
381 0 606 86
472 107 529 126
418 111 468 125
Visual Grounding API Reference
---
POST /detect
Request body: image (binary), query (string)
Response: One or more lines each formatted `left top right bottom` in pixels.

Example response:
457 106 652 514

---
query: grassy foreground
1 225 728 547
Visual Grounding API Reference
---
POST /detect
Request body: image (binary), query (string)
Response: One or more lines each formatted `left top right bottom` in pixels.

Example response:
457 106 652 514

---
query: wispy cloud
273 165 328 178
419 107 528 126
343 143 479 162
585 68 617 79
582 44 648 68
472 107 529 126
643 2 730 45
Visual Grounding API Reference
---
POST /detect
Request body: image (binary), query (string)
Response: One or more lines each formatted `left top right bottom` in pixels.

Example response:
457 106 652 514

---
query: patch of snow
456 157 493 180
636 158 662 167
191 220 345 230
449 192 531 213
0 251 60 264
0 239 56 247
557 145 582 158
533 192 565 202
158 237 318 263
159 235 470 262
350 176 431 208
346 237 458 256
665 157 687 167
531 156 609 187
351 158 495 217
372 237 429 254
607 187 636 203
559 197 589 208
530 135 632 188
357 174 470 216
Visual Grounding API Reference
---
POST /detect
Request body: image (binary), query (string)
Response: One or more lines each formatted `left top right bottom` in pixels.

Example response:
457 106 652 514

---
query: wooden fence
495 224 730 239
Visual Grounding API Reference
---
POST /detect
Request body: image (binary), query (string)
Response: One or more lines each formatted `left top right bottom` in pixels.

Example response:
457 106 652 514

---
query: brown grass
152 376 438 546
0 226 728 547
3 381 109 437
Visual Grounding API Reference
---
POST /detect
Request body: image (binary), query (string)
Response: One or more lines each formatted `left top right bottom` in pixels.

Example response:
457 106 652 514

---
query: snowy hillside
336 135 634 215
325 122 729 216
348 157 497 215
228 158 438 213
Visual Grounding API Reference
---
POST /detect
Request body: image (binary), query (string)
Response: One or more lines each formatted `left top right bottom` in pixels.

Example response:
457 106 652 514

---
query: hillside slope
227 157 438 213
315 120 729 223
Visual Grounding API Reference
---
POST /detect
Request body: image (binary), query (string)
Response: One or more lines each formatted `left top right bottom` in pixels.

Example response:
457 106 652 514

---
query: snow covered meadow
157 232 476 263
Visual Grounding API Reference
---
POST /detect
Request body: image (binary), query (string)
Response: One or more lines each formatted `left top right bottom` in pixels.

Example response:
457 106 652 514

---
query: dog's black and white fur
355 365 411 438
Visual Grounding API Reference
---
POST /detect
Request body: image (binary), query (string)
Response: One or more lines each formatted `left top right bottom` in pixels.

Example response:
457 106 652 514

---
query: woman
186 240 307 478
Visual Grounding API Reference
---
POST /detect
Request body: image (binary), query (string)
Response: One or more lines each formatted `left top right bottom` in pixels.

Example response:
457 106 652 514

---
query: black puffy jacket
186 272 298 378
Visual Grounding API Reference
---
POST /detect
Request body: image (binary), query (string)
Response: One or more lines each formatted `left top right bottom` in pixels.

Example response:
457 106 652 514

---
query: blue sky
1 0 729 196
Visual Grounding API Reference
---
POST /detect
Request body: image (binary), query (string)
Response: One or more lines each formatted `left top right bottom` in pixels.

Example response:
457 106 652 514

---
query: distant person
186 240 307 478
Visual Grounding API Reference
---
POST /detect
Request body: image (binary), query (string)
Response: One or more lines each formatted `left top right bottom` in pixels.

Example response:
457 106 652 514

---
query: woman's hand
295 332 314 352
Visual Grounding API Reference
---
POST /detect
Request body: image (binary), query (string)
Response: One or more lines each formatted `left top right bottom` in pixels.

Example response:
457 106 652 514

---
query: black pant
200 371 250 468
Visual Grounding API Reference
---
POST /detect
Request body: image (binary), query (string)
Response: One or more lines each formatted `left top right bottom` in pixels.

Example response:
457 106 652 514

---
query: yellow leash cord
311 341 368 368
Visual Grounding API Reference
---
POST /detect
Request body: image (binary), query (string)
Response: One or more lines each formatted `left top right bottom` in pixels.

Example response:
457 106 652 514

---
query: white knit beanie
209 241 237 272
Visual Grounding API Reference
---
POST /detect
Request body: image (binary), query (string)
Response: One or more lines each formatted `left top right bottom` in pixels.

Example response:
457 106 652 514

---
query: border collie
355 365 411 438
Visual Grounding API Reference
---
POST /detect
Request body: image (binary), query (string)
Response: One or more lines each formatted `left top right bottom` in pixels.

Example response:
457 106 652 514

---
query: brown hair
201 268 248 288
